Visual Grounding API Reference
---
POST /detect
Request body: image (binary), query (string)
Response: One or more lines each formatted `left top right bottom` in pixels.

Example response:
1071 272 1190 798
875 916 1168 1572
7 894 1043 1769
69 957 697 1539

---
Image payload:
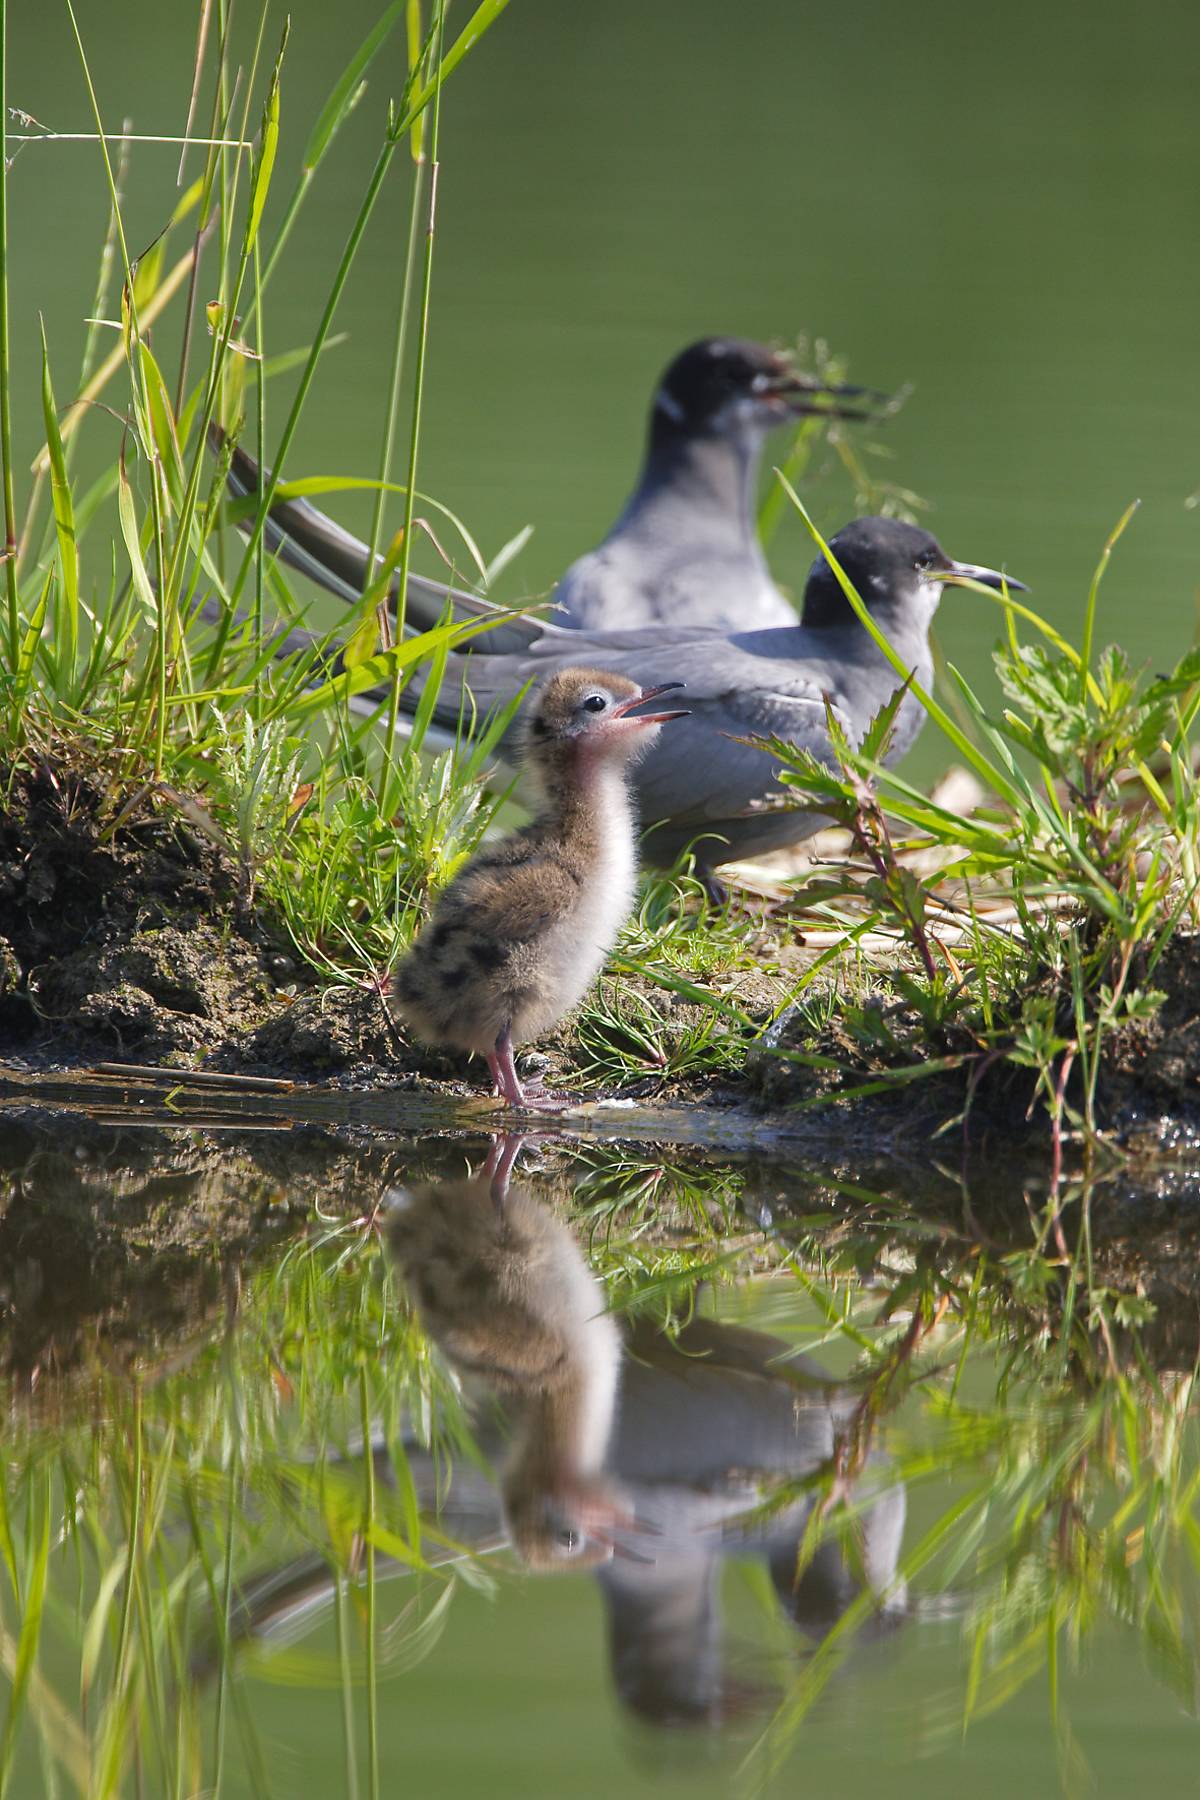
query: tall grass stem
359 1369 379 1800
0 0 20 676
382 0 446 810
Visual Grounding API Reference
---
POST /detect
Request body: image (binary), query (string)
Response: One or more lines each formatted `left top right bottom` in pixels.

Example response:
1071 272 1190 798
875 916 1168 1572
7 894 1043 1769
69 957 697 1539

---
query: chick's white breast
513 776 637 1039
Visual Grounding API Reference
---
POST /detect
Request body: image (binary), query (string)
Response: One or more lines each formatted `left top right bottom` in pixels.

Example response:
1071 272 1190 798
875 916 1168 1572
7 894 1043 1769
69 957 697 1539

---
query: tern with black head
556 336 877 631
216 335 877 637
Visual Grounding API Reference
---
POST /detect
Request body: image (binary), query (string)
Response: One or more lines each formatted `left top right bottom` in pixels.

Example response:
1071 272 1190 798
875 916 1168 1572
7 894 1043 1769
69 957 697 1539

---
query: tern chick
390 668 687 1105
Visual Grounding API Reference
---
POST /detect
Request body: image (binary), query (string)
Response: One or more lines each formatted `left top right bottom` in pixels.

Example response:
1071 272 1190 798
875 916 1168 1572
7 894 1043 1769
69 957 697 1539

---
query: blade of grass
251 1 407 310
38 320 79 683
382 0 446 810
222 0 511 627
363 4 430 608
359 1370 379 1800
1080 500 1140 703
0 0 19 678
0 1469 50 1798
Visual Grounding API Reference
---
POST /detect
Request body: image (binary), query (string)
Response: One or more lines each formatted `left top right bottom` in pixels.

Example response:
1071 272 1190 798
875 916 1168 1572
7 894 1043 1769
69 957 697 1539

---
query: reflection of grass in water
744 1181 1200 1791
0 1223 483 1797
0 1154 1197 1793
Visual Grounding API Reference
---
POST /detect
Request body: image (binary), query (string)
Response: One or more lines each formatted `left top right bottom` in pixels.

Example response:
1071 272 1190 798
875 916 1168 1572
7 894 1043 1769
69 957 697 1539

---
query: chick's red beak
610 681 689 727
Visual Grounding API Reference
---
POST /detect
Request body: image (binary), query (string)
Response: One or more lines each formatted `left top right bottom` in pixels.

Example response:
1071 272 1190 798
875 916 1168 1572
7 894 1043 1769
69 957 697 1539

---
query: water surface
0 1090 1197 1796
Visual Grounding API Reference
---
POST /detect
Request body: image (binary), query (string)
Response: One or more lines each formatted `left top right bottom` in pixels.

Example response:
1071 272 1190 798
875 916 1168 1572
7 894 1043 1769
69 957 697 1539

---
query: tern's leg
492 1029 578 1112
492 1024 527 1107
699 870 728 908
483 1131 527 1205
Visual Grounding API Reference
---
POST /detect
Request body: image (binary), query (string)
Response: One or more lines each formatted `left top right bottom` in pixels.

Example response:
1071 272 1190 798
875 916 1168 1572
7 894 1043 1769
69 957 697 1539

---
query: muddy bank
0 763 276 1054
0 764 727 1101
4 761 1200 1149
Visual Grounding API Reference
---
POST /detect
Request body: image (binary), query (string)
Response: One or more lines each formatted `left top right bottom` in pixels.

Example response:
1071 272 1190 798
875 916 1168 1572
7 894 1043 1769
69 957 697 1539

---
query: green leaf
391 0 514 140
281 618 467 722
116 457 159 626
80 1549 130 1701
245 23 289 253
39 319 78 678
14 575 51 705
0 1472 51 1795
262 332 349 380
138 343 184 506
342 610 379 671
859 676 910 762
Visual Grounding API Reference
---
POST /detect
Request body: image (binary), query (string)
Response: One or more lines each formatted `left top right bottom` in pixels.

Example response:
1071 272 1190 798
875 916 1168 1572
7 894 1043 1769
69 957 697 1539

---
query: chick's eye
557 1528 580 1552
583 694 607 714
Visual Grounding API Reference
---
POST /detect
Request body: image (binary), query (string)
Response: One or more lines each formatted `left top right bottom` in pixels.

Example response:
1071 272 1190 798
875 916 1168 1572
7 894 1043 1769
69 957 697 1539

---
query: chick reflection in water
213 1147 907 1730
386 1148 628 1569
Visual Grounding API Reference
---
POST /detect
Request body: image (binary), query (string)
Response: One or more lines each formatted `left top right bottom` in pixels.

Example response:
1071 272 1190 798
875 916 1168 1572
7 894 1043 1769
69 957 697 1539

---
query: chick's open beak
611 681 690 727
935 559 1029 594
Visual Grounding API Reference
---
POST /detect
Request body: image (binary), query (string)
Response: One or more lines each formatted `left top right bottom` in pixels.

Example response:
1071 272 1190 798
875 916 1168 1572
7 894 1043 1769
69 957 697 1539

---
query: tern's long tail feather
216 428 551 655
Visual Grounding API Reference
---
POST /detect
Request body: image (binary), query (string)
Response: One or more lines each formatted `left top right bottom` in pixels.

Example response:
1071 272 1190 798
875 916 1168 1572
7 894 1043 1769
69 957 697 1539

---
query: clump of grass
750 489 1200 1143
0 0 516 1007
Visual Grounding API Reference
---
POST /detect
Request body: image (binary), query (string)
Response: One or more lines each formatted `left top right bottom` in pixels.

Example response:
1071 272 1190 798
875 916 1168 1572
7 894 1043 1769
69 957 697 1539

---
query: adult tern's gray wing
555 537 798 634
630 681 846 867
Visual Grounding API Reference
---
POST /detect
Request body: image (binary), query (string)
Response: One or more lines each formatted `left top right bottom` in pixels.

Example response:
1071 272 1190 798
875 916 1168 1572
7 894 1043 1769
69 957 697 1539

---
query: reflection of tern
199 1158 907 1736
597 1312 906 1725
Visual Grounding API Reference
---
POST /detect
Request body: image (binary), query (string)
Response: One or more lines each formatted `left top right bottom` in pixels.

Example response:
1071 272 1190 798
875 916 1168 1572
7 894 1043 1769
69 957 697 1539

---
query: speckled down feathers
390 667 649 1059
388 1178 575 1385
391 823 603 1051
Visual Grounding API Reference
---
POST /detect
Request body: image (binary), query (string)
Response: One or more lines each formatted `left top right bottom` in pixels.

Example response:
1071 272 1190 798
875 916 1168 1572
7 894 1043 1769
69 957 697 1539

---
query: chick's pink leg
492 1024 527 1107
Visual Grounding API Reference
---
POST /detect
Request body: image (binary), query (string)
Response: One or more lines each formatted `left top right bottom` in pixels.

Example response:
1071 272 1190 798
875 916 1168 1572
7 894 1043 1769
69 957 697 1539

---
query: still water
6 0 1200 784
0 1088 1198 1797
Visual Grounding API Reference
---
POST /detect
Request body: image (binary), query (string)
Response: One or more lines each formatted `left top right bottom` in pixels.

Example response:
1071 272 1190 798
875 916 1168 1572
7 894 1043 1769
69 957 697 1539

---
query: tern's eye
557 1527 581 1553
582 693 608 714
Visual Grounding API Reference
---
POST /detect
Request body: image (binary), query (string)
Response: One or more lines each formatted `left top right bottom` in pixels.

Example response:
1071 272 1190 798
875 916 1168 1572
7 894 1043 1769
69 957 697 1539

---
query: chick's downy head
522 667 688 767
503 1474 631 1572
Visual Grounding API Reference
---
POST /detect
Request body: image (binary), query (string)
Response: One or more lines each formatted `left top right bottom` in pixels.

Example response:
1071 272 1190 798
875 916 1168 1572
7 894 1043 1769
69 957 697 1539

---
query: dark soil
0 763 275 1061
1098 931 1200 1146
